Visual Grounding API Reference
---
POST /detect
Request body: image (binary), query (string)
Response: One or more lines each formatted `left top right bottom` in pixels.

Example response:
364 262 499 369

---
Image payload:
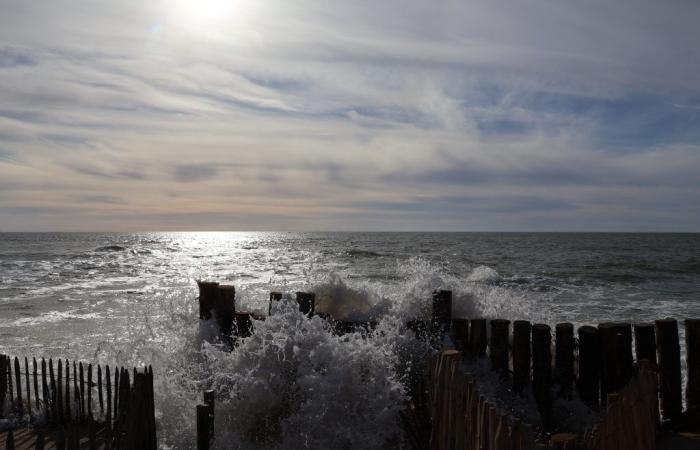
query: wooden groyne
195 281 700 450
0 354 157 449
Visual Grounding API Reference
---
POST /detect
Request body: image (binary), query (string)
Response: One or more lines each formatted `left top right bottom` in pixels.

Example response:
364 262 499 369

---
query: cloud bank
0 0 699 231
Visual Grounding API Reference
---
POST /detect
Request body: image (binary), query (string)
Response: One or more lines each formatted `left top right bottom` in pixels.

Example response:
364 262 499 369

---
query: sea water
1 232 699 447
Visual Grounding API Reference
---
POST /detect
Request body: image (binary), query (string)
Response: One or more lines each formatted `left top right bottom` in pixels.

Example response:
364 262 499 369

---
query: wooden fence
0 354 157 449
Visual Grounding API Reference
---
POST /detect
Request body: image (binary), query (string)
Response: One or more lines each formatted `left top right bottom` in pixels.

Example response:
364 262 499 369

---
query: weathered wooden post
450 318 469 352
5 429 14 450
634 323 657 365
577 325 600 409
268 292 283 316
14 357 22 417
512 320 531 394
197 281 220 320
532 324 552 430
33 358 39 411
655 318 682 421
203 390 215 443
555 323 574 400
57 359 63 421
296 292 315 317
598 322 622 404
197 404 211 450
490 319 510 376
0 355 6 420
614 322 634 384
234 313 253 338
216 285 236 338
24 357 31 419
469 319 487 358
432 290 452 336
687 319 700 410
64 362 70 422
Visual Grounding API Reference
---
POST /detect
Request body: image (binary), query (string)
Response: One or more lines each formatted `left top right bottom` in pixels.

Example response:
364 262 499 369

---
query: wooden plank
57 359 63 421
24 357 31 418
79 362 85 422
33 358 39 411
65 361 71 422
41 359 48 420
14 357 23 417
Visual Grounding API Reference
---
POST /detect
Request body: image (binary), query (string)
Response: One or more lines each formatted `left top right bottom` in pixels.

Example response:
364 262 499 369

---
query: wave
94 245 127 252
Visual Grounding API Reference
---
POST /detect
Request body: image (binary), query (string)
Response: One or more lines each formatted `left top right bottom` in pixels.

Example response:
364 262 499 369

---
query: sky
1 0 699 231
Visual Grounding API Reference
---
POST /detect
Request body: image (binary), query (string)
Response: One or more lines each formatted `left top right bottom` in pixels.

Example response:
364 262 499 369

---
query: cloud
0 0 698 230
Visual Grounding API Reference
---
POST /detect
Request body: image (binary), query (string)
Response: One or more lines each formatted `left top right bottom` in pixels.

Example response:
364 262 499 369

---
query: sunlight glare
174 0 255 36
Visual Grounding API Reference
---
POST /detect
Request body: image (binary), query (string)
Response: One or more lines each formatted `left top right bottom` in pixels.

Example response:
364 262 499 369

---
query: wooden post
268 292 282 316
555 323 574 400
598 322 622 404
113 366 119 422
41 359 48 418
513 320 531 394
72 362 78 422
634 323 657 365
577 325 600 409
197 404 211 450
35 430 44 450
204 390 215 440
470 319 487 358
197 281 220 320
450 318 469 352
88 363 93 420
79 362 85 423
57 359 63 421
655 318 682 421
234 313 253 338
64 361 70 422
432 290 452 335
14 357 23 417
106 365 112 439
0 355 6 420
33 358 39 411
296 292 315 317
5 430 14 450
216 285 236 338
24 357 31 419
98 365 104 415
490 319 510 375
532 324 552 430
687 319 700 410
614 322 634 384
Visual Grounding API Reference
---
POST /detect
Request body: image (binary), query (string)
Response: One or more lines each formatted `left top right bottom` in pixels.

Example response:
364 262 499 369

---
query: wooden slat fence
0 354 157 449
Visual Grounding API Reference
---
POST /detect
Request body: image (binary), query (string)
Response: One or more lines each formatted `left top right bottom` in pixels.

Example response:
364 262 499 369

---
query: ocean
1 232 699 447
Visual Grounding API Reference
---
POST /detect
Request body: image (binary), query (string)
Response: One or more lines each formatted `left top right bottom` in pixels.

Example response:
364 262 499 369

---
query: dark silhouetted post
634 323 657 365
450 318 469 352
0 355 6 420
197 404 211 450
197 281 220 320
512 320 531 394
490 319 510 375
204 390 215 440
432 290 452 335
469 319 487 358
555 323 574 399
296 292 315 317
578 325 600 409
614 322 634 384
268 292 283 316
532 324 552 430
217 285 236 337
656 318 682 421
687 319 700 410
14 357 23 417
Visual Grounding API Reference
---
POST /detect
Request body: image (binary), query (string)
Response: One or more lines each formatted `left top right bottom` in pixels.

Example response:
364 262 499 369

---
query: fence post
432 290 452 336
513 320 531 394
490 319 510 376
296 292 315 317
532 324 552 430
555 323 574 400
450 318 469 352
0 355 6 419
197 281 220 320
634 323 657 365
687 319 700 410
655 318 682 421
197 404 211 450
217 285 236 338
469 319 487 358
14 357 23 418
204 390 215 442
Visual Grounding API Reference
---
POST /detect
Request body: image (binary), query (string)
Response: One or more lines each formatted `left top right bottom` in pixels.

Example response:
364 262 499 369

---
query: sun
172 0 256 36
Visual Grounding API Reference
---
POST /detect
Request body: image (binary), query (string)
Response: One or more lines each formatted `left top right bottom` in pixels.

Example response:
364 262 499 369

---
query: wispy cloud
0 0 699 230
